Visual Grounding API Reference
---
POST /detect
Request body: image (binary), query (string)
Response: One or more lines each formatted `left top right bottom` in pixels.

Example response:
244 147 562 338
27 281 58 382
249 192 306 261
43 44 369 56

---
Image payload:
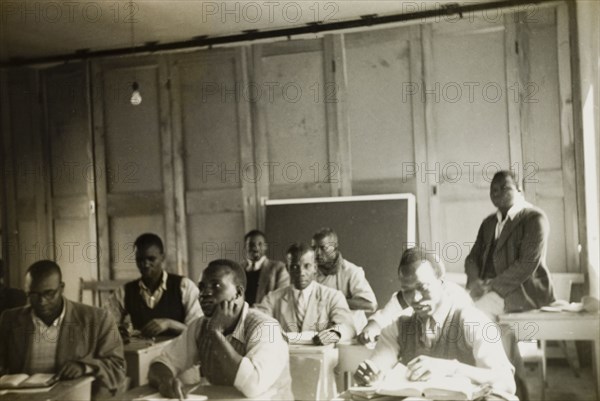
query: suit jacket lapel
12 308 33 372
56 299 80 368
279 287 293 330
256 258 271 302
495 211 525 251
481 218 496 276
302 285 320 332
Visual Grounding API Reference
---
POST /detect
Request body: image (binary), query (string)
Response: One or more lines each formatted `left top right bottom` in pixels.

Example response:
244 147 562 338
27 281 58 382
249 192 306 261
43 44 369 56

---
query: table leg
594 339 600 401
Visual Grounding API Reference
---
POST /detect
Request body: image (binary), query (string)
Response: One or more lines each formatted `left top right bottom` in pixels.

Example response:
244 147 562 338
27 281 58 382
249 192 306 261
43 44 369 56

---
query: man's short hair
205 259 247 290
286 242 314 260
134 233 164 254
244 229 266 242
312 227 338 245
398 246 445 279
492 170 523 191
27 260 62 282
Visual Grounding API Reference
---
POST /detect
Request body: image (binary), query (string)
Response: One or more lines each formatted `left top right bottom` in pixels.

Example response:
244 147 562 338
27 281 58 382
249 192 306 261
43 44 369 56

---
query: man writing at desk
0 260 126 398
255 242 355 344
354 247 516 395
107 233 202 337
148 259 293 400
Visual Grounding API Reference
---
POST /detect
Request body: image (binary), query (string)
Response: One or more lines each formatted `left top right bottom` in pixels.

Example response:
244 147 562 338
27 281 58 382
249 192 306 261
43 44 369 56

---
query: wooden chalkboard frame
264 194 416 305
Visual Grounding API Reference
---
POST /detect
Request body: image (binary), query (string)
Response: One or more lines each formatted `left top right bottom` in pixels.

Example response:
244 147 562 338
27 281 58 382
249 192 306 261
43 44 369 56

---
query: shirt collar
138 270 168 293
246 256 266 272
32 297 66 328
292 281 315 301
230 302 250 343
496 196 531 222
430 292 453 327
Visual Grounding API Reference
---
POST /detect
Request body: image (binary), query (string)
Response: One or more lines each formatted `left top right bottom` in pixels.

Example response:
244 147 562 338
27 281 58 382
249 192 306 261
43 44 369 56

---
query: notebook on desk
0 373 58 389
350 363 489 401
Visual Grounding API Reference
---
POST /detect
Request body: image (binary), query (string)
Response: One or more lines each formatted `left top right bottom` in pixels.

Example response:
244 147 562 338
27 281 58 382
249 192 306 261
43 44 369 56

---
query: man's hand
357 321 381 345
157 377 185 399
406 356 458 381
57 361 86 380
313 329 341 345
208 300 239 333
141 318 172 337
354 360 383 386
468 279 489 300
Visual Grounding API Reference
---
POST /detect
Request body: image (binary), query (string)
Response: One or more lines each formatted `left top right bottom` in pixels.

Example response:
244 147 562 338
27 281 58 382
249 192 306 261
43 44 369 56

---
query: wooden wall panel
425 17 513 272
104 67 163 194
345 27 415 181
93 56 175 279
187 212 244 282
1 70 46 288
254 39 331 200
170 48 254 278
43 63 96 301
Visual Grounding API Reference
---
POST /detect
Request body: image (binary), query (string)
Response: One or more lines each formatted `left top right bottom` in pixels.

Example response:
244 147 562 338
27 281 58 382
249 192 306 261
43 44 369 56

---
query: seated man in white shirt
354 247 516 395
148 259 293 400
106 233 202 337
358 277 472 344
255 242 355 344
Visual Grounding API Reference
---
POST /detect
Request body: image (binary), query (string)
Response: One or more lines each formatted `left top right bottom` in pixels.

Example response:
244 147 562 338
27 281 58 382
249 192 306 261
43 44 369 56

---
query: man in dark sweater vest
106 233 202 337
354 247 516 395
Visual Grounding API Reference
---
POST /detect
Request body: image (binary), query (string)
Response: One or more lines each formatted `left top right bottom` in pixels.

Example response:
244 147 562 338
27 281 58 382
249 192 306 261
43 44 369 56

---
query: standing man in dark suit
241 230 289 305
465 170 555 401
465 170 554 315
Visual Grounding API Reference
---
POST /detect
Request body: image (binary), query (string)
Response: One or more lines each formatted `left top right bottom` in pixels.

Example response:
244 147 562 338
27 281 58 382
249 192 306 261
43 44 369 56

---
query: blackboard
264 194 416 306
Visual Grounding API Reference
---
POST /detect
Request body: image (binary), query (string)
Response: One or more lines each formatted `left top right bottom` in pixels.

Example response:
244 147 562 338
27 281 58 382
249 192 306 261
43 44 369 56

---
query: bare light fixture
130 81 142 105
128 0 141 106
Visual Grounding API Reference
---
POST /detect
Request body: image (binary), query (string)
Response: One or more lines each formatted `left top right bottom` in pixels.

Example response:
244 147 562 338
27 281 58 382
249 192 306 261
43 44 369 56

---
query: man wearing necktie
255 242 355 344
354 247 516 396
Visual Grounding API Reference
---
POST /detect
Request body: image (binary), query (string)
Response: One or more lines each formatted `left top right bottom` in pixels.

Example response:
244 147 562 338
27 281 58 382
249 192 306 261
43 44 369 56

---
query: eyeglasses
27 287 61 301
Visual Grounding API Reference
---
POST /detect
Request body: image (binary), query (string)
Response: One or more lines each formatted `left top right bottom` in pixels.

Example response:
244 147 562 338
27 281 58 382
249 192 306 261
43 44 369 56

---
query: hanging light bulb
130 81 142 106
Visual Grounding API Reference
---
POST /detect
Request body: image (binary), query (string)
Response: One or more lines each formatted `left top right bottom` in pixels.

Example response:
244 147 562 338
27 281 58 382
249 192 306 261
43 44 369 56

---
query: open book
0 373 57 389
374 363 488 401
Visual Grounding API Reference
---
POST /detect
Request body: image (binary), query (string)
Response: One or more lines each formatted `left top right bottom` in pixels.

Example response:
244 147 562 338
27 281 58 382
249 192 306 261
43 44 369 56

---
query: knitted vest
124 274 185 330
397 304 476 366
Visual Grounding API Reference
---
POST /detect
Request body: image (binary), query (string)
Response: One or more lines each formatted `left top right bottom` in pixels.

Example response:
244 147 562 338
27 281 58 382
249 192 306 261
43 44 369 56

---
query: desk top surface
499 310 599 321
0 376 94 400
124 336 176 353
118 384 250 401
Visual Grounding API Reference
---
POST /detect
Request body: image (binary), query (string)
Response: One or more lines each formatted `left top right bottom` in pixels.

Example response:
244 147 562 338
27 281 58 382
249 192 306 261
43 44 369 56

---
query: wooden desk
336 341 375 390
117 384 251 401
334 389 519 401
124 336 175 387
498 310 600 399
289 343 339 400
0 376 94 401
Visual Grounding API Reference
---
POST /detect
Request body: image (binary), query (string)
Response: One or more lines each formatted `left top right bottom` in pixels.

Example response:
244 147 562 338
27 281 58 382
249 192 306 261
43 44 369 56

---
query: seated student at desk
312 227 378 331
148 259 293 400
241 230 289 306
358 275 472 344
106 233 202 337
0 260 126 398
255 242 355 344
354 247 516 395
